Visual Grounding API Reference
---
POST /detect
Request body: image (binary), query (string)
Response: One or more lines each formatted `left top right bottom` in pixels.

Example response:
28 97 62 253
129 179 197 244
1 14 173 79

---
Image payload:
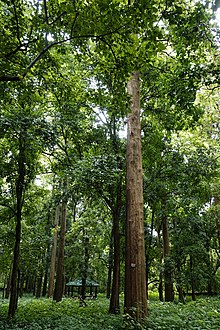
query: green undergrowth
146 297 220 329
0 295 220 329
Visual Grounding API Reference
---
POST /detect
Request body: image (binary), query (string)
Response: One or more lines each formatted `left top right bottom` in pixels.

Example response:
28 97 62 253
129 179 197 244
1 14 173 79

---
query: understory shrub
0 295 220 329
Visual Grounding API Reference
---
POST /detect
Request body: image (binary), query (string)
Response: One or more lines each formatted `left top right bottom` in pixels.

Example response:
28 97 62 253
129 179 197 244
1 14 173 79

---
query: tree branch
0 25 126 82
0 203 16 215
0 75 23 82
48 11 67 26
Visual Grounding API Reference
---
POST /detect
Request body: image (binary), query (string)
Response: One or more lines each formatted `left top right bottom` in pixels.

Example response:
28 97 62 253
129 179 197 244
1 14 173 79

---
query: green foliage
146 297 220 330
0 297 123 330
1 296 220 329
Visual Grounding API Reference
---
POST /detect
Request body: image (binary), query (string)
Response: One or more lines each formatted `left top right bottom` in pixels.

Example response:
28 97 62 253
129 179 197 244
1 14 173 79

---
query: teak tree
124 72 147 321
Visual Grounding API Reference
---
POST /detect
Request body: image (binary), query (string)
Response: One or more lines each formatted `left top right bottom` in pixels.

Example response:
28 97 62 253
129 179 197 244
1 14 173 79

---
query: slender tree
53 180 67 302
48 205 60 298
8 135 26 318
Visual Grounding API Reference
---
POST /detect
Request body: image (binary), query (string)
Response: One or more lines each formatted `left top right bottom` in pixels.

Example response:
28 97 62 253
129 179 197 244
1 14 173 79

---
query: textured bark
124 71 147 321
48 205 60 298
8 137 25 318
53 189 67 302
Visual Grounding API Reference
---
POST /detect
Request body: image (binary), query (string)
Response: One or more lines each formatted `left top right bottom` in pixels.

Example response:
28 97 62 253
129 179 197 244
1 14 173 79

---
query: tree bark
124 71 147 321
48 205 60 298
162 211 173 302
109 207 121 314
53 183 67 302
8 137 26 318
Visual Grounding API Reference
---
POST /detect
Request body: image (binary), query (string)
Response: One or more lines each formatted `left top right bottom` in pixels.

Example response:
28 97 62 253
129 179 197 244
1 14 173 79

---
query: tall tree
48 204 60 298
124 71 147 320
8 132 26 317
53 180 67 302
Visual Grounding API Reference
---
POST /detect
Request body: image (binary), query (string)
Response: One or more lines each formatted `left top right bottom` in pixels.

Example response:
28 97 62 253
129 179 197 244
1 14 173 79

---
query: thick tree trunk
124 71 147 321
109 207 121 314
48 205 60 298
53 188 67 302
8 137 25 318
162 213 173 302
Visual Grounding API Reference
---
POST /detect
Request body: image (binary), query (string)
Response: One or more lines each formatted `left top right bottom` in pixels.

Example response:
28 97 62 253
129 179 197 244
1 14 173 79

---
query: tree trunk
158 271 163 302
124 71 147 321
48 205 60 298
106 229 113 299
42 206 52 297
156 229 164 302
8 137 26 318
35 272 43 298
162 212 173 302
42 270 48 297
53 184 67 302
214 197 220 266
190 256 196 301
81 231 89 300
108 115 123 313
19 272 25 298
146 208 155 298
33 275 36 296
5 268 12 299
109 207 121 314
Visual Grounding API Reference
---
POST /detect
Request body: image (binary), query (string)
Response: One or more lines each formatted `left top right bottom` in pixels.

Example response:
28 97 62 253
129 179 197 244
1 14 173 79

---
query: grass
0 294 220 329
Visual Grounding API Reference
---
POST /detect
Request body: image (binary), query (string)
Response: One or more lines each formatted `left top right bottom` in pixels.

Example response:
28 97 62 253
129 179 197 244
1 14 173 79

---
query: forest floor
0 293 220 329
